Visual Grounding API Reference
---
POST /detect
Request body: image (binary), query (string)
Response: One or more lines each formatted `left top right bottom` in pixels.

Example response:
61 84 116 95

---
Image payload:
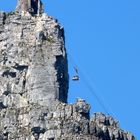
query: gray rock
0 2 136 140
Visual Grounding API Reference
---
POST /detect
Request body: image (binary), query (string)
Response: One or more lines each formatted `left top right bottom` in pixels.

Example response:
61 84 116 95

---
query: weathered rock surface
0 7 135 140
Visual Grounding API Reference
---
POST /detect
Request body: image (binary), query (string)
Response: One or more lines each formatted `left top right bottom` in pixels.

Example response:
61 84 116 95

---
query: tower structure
16 0 43 14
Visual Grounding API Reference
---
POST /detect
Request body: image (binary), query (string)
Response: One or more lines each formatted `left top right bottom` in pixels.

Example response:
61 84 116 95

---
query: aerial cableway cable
68 52 115 116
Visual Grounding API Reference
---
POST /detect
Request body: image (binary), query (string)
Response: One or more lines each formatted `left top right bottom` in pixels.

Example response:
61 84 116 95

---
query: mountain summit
0 1 135 140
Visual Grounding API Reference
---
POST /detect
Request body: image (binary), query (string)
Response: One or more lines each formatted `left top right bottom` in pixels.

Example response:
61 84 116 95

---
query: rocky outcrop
0 4 135 140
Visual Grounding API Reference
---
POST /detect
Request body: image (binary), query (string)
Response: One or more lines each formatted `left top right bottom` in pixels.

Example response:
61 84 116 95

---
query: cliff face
0 7 135 140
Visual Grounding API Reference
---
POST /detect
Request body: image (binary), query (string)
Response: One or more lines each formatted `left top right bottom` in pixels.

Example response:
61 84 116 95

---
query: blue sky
0 0 140 139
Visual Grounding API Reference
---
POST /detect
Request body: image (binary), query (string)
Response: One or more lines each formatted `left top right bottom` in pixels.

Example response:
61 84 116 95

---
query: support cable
68 52 115 116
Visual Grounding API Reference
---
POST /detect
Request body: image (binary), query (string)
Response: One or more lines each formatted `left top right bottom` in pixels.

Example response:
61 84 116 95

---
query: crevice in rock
31 127 46 140
31 127 46 134
23 78 26 89
55 55 68 103
2 52 8 65
2 70 16 78
0 102 7 109
3 91 10 96
12 63 28 71
80 112 90 120
3 131 8 140
2 13 6 25
0 12 6 25
47 138 55 140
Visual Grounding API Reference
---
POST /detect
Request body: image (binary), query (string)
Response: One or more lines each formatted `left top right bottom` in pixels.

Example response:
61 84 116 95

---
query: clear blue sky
0 0 140 139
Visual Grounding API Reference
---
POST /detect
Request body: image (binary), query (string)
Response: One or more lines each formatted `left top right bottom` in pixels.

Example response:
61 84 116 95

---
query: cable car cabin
72 75 79 81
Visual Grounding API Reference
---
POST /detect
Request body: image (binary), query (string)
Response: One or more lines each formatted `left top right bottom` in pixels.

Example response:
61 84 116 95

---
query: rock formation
0 1 136 140
16 0 43 15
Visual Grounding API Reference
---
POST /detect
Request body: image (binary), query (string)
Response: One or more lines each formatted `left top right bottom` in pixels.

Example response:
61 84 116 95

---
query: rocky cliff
0 2 135 140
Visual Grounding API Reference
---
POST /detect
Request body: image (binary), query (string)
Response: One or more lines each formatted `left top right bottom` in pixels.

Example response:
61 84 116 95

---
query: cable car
72 75 79 81
72 67 79 81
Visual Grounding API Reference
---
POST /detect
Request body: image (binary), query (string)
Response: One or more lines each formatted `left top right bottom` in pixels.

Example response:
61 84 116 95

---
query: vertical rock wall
0 12 68 106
